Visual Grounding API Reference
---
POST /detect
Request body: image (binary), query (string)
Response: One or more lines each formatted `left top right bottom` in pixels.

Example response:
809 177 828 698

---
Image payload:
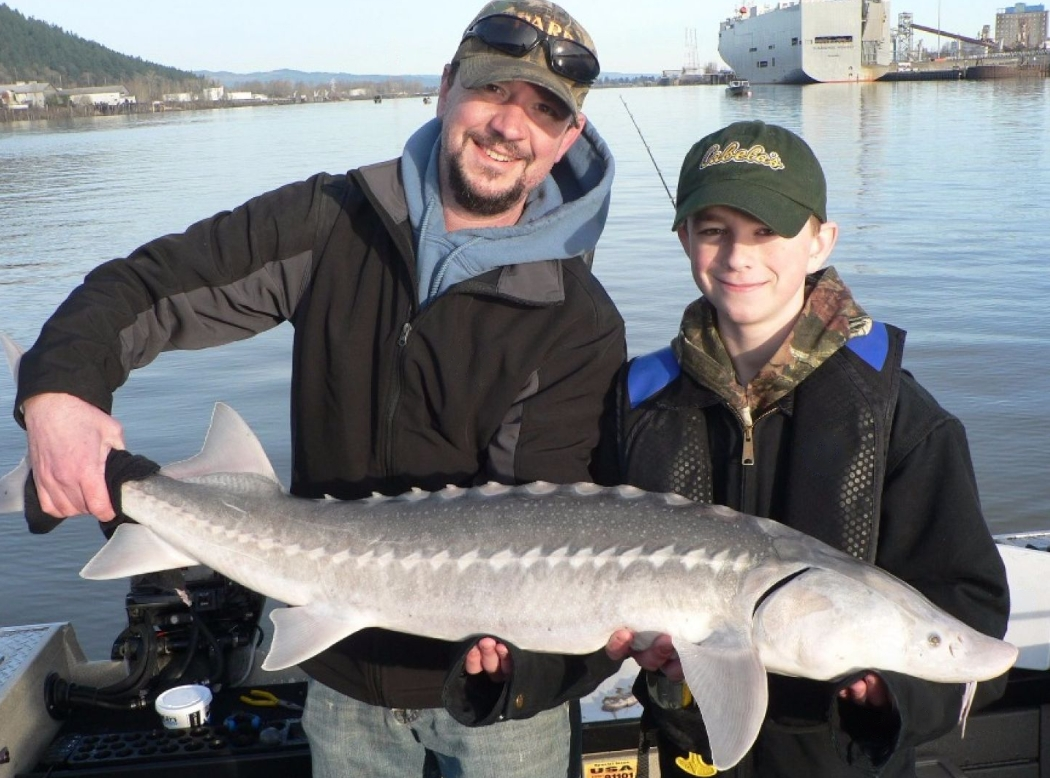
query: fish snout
945 629 1019 681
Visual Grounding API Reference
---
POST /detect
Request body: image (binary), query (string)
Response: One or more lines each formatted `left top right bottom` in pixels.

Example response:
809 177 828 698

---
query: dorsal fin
161 402 280 484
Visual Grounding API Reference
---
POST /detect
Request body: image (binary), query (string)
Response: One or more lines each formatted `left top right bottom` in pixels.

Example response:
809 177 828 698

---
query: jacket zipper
382 321 413 475
734 405 778 515
742 423 755 466
735 404 778 467
737 406 756 466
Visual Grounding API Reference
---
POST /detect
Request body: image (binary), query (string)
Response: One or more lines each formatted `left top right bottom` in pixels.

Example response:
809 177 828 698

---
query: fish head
752 567 1017 684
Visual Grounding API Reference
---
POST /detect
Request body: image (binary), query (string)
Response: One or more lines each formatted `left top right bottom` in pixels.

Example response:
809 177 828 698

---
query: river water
1 81 1048 659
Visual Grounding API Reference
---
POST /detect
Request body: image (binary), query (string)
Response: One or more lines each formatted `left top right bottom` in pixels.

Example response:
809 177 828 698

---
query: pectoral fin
80 524 200 579
675 627 768 771
263 606 366 671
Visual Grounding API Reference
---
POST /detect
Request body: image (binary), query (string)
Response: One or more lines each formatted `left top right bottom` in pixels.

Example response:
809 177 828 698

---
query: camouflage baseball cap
451 0 599 123
672 121 828 238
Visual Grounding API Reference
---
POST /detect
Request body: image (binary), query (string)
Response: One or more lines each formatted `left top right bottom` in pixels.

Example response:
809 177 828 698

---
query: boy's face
678 205 837 337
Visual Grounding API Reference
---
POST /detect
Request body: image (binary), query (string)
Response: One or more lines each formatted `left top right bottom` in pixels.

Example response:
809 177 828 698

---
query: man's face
678 205 837 340
436 70 584 226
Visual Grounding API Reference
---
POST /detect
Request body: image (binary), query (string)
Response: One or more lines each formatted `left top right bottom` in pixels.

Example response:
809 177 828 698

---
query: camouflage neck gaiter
674 266 872 416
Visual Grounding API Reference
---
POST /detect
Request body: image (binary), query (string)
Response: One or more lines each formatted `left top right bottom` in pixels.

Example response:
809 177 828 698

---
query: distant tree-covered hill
0 3 206 99
198 69 442 90
0 3 663 108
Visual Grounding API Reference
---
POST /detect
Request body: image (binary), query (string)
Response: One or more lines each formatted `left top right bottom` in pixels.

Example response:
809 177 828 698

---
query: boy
610 121 1010 776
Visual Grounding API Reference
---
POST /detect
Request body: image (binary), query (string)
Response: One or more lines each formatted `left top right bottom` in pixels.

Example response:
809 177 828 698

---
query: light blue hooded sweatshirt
401 117 615 307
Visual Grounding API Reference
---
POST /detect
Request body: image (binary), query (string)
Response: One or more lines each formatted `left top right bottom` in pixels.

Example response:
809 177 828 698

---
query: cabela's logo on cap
699 141 786 172
511 9 579 42
483 1 589 45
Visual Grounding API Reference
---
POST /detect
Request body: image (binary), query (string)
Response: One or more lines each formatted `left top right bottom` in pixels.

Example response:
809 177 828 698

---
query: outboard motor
45 568 264 717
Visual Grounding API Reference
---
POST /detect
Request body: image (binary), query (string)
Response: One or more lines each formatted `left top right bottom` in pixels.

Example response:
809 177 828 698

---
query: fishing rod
619 96 676 209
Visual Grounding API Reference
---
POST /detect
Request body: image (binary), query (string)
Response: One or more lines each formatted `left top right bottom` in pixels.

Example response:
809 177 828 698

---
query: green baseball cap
451 0 598 123
672 121 828 237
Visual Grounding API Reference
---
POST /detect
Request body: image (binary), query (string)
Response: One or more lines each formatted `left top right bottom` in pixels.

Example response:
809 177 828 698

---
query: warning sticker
582 752 639 778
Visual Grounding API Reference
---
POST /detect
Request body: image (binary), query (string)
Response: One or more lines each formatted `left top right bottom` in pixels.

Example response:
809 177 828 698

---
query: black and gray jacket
616 300 1009 776
16 138 627 721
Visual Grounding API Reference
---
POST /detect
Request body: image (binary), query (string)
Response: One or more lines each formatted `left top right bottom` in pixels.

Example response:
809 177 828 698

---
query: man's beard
445 131 530 217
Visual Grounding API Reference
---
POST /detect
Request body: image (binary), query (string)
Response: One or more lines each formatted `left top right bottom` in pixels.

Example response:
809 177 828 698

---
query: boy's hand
606 629 683 681
465 636 512 682
837 672 891 709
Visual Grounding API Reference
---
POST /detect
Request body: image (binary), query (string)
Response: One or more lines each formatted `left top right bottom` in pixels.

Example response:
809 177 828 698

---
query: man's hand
606 629 683 681
838 672 892 709
465 636 512 682
23 392 125 521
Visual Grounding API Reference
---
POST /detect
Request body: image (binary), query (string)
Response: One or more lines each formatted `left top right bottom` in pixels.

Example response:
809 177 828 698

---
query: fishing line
619 96 676 209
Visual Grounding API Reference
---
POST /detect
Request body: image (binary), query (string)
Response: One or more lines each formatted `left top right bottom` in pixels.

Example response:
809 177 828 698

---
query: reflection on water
1 82 1049 656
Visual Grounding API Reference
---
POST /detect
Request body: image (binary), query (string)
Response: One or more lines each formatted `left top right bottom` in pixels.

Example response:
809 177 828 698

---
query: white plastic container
154 684 213 729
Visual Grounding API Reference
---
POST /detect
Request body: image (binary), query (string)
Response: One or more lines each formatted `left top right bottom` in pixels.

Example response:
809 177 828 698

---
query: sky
4 0 1007 76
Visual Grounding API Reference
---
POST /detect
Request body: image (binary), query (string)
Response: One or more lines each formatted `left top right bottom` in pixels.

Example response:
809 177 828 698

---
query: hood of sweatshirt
401 117 614 306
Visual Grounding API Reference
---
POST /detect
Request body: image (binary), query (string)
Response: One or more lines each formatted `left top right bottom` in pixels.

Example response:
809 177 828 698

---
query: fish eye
928 633 942 647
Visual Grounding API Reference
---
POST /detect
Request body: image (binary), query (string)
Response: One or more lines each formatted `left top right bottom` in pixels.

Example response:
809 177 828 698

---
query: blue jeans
302 679 571 778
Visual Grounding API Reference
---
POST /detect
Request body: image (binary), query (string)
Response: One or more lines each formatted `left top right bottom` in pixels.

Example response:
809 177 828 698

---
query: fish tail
0 457 28 514
0 332 27 515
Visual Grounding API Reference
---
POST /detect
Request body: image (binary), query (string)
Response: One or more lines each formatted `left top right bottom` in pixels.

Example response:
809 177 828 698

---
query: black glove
24 449 160 537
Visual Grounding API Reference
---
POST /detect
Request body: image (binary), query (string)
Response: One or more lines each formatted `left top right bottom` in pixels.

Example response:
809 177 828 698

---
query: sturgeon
0 335 1017 770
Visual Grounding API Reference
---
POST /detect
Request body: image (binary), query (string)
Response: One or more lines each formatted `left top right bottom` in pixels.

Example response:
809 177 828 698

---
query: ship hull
718 0 893 84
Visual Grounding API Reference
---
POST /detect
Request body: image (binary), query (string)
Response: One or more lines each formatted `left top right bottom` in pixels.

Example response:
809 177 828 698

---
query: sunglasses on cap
462 13 601 84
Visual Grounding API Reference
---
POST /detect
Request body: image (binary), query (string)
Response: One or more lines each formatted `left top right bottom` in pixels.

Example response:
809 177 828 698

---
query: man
15 2 626 775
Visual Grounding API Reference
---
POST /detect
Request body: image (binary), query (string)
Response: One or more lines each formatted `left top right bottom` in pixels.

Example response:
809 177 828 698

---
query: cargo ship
718 0 895 83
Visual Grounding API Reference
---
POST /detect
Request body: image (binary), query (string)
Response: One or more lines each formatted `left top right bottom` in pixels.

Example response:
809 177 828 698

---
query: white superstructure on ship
718 0 894 83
